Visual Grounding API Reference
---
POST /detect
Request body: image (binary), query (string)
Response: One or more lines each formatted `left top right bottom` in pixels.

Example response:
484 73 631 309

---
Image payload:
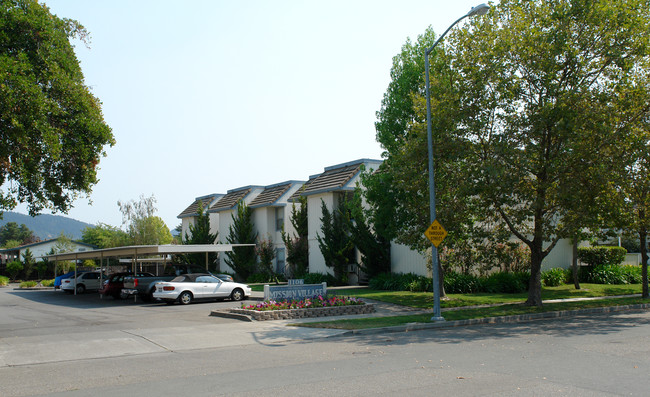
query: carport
42 244 255 295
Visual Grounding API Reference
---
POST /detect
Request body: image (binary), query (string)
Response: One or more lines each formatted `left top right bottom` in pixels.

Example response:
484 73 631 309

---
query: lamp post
425 3 489 321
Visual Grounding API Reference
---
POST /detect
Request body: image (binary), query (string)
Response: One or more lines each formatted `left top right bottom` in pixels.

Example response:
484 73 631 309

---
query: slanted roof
177 194 222 218
248 182 297 208
209 186 259 212
0 238 96 254
289 159 382 200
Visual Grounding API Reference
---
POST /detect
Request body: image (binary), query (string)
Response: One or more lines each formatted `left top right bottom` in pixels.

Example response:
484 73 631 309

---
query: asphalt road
1 286 649 396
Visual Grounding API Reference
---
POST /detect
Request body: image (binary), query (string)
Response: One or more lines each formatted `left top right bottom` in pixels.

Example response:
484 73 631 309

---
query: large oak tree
0 0 114 216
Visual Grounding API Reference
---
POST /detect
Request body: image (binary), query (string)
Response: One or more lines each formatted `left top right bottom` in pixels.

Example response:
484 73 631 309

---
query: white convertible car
153 273 251 305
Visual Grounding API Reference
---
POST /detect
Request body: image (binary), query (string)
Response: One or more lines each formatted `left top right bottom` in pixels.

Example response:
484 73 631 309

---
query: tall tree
0 0 114 216
224 201 257 281
348 187 391 279
281 196 309 277
317 197 355 284
613 61 650 298
118 194 172 245
21 247 34 279
0 222 36 246
370 26 492 285
181 202 219 271
81 223 129 248
446 0 650 305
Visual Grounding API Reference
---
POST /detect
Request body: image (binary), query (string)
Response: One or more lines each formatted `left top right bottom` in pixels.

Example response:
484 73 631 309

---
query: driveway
0 285 348 367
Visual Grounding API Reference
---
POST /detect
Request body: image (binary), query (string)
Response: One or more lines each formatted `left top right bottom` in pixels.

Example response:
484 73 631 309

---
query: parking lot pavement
0 286 349 367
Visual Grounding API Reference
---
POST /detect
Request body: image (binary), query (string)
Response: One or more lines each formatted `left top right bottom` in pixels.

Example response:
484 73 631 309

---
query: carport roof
40 244 255 261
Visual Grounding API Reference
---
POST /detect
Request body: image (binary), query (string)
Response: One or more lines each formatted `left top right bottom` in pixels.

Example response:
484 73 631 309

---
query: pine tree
281 196 309 277
182 202 219 271
317 197 355 284
224 201 258 281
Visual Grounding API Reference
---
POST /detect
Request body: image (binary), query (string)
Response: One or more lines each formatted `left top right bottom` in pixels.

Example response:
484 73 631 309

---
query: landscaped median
291 284 650 330
228 295 375 321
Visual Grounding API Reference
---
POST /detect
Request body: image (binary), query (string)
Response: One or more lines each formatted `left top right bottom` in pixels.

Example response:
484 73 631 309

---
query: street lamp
425 3 489 321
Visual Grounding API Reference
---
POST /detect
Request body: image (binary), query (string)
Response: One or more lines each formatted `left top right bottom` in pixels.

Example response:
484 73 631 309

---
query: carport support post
133 249 138 303
205 252 208 272
74 253 79 295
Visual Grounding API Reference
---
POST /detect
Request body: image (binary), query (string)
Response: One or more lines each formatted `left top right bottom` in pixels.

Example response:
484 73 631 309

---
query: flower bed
230 295 375 321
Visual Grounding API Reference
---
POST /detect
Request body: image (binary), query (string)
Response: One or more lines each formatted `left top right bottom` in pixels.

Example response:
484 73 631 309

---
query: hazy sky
15 0 491 231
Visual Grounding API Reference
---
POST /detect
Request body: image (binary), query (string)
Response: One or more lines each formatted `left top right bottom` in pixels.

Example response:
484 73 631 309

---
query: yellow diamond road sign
425 220 447 247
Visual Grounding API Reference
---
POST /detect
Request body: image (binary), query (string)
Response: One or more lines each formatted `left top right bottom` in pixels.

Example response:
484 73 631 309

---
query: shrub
542 268 567 287
6 260 23 281
444 271 483 294
0 276 9 286
369 273 432 292
41 279 55 287
621 265 642 284
20 281 38 288
589 264 628 284
578 246 627 266
303 272 340 286
484 271 528 293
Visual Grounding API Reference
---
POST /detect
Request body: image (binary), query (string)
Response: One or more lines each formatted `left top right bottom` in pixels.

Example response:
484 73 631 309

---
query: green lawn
294 284 648 330
330 284 643 309
295 296 649 330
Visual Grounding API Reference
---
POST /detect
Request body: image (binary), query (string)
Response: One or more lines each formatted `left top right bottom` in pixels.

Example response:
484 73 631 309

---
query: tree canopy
0 0 114 216
118 194 172 245
0 221 36 246
81 222 129 249
371 0 650 306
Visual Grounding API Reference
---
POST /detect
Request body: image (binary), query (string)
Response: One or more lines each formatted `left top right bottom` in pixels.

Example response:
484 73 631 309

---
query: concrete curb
210 310 253 322
336 303 650 336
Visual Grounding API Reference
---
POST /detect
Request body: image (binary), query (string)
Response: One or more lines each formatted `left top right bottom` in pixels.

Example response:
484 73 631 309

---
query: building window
275 207 284 231
275 248 285 274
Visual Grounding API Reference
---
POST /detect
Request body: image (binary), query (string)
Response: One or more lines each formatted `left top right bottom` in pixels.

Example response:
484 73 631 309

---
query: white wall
23 241 92 261
391 243 429 277
218 209 236 273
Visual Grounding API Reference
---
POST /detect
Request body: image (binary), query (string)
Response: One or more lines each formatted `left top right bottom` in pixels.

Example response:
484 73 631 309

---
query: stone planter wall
230 303 375 321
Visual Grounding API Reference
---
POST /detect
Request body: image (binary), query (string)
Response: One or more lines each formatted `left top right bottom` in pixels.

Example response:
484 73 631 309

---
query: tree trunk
526 239 544 306
640 226 648 299
572 238 581 290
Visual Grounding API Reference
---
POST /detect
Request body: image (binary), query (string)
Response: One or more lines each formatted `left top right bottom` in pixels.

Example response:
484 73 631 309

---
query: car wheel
178 291 193 305
76 284 86 294
230 288 244 301
119 290 130 300
140 286 157 302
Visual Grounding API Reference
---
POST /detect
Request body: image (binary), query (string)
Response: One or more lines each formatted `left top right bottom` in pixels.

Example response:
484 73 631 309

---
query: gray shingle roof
248 183 292 208
209 188 252 212
177 195 221 218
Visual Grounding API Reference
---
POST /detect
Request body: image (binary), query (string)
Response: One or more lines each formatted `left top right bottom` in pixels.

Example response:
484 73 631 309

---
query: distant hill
0 211 93 241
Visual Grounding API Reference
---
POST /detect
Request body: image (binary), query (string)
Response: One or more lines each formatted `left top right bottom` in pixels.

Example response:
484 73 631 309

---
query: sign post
424 219 447 321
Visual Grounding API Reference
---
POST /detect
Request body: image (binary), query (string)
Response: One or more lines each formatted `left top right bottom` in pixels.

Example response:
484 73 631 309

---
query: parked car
123 264 223 301
99 272 154 299
54 271 85 289
214 274 234 282
60 271 106 294
153 273 251 305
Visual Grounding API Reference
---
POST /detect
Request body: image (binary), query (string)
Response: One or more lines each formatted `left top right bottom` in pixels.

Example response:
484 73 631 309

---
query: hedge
577 246 627 266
